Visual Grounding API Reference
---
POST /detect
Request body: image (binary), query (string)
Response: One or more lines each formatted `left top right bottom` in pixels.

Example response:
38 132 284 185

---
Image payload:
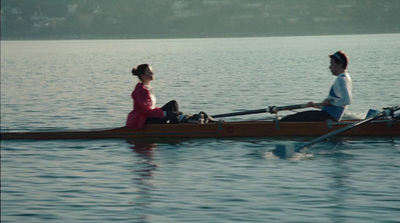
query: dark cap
329 51 348 69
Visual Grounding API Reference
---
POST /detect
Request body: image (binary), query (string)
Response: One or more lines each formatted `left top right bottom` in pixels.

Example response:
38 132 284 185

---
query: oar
211 103 322 118
273 105 400 159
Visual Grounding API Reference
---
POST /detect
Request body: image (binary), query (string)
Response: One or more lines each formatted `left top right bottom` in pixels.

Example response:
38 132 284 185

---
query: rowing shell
1 119 399 140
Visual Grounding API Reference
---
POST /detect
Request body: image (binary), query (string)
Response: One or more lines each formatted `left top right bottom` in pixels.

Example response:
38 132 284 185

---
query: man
281 50 352 122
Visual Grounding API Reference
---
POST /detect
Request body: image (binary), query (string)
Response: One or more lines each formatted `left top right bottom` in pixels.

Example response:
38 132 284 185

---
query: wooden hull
1 119 399 140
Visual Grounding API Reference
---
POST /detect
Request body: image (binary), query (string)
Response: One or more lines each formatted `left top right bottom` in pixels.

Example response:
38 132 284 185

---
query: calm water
1 34 400 222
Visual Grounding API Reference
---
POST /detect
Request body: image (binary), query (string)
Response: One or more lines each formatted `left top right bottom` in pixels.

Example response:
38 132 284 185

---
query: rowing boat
1 119 399 140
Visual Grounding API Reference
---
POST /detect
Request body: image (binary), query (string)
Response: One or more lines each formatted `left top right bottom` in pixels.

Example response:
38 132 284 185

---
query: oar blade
272 105 400 159
273 143 304 159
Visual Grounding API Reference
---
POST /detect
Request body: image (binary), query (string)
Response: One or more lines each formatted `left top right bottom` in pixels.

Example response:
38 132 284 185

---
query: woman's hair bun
132 64 149 76
132 67 139 76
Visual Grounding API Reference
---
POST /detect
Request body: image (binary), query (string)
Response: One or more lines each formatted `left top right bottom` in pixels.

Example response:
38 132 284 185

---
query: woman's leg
162 100 180 123
145 101 180 124
145 117 165 124
161 100 179 112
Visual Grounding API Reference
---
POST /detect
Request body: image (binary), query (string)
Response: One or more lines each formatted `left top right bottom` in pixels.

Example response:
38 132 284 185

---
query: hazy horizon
1 0 399 40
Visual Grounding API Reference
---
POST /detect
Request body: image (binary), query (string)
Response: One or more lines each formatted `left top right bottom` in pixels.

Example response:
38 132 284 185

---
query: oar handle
212 103 322 118
212 108 268 118
270 103 323 113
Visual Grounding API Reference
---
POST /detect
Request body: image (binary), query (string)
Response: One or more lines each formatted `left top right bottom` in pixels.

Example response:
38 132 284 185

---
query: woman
126 64 180 129
281 50 352 122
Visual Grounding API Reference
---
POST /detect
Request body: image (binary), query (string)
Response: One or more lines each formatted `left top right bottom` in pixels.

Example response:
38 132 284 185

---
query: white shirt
145 85 156 109
327 72 352 106
322 72 352 120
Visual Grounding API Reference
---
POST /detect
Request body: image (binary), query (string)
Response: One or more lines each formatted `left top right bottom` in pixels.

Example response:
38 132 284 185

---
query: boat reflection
127 139 185 182
127 140 159 223
130 141 158 159
128 140 159 185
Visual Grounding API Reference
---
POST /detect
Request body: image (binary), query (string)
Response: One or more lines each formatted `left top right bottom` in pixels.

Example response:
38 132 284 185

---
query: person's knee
170 100 179 110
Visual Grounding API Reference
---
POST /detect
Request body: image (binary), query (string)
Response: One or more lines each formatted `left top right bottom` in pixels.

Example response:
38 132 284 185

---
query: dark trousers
280 111 333 122
161 100 179 113
145 100 179 124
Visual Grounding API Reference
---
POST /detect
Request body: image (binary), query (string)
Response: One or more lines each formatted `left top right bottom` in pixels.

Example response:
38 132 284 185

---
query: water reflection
131 141 158 161
328 146 353 223
128 141 159 223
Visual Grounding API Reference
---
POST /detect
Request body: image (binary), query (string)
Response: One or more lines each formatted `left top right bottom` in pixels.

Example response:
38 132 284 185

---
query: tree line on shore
1 0 399 39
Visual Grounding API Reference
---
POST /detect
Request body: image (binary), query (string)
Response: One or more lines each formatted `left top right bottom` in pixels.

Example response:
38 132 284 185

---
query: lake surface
1 34 400 222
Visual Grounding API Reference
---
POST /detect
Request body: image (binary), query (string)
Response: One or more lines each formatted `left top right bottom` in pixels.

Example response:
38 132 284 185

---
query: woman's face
142 66 154 81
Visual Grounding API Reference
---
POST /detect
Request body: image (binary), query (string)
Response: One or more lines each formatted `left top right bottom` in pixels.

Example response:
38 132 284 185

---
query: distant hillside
1 0 399 40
